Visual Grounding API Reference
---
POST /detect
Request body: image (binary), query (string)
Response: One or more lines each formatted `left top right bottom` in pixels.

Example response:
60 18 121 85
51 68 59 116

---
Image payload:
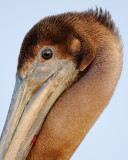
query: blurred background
0 0 127 159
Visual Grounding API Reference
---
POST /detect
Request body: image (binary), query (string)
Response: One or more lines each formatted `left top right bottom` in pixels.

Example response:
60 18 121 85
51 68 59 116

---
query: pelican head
0 8 122 160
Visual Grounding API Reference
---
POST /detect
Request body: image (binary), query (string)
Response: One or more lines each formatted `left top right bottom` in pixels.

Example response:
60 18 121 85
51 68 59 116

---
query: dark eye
41 49 53 60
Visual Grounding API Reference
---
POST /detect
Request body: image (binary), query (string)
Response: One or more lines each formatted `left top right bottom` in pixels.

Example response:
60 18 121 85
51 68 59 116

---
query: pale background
0 0 127 159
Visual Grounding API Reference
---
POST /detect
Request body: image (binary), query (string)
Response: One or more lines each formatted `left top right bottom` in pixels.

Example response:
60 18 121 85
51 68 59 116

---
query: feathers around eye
17 7 120 76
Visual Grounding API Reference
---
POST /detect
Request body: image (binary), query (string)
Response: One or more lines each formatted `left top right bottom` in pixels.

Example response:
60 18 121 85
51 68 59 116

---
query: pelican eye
41 48 53 60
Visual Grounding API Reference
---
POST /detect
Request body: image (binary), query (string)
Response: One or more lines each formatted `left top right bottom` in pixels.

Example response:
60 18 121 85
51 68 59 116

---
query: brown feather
17 8 119 76
16 8 122 160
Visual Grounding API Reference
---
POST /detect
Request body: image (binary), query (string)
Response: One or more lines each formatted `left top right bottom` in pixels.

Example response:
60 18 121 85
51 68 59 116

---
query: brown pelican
0 8 122 160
